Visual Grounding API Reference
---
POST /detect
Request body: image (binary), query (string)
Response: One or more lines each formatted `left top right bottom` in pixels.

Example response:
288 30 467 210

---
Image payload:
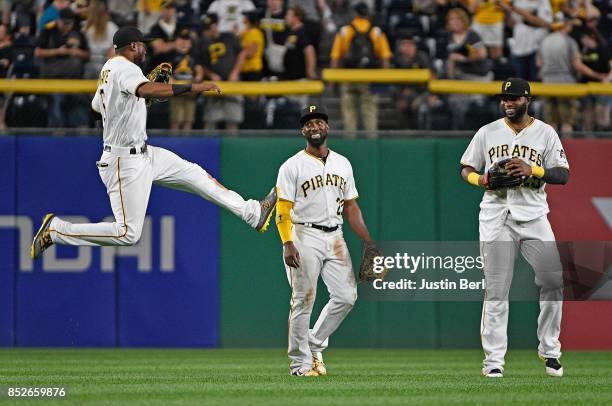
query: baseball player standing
460 78 570 378
275 105 373 376
31 26 277 259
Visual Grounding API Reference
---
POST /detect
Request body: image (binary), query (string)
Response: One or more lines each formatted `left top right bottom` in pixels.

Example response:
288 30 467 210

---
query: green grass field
1 349 611 405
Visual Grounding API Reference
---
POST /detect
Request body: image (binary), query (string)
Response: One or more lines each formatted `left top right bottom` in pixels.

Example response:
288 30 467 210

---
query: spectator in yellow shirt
330 2 392 136
468 0 506 59
240 10 265 81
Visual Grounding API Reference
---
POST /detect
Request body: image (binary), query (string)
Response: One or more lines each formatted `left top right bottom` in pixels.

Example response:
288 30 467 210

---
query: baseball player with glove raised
31 26 277 259
460 78 570 378
275 105 375 376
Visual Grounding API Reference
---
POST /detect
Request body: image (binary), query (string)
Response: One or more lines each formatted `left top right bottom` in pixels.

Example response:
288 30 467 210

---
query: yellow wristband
531 165 545 178
467 172 481 187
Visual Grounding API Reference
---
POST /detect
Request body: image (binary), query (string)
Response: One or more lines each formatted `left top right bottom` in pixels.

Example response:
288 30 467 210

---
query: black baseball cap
300 104 328 127
498 77 531 98
202 13 219 29
353 2 369 16
243 9 263 24
176 27 193 39
113 26 151 50
58 8 75 21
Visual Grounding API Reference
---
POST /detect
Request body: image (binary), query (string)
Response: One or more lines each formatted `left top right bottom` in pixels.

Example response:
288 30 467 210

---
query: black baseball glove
483 158 524 190
359 241 389 282
145 62 173 106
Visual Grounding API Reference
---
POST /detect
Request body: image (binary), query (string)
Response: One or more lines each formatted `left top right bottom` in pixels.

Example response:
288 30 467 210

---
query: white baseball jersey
206 0 255 33
276 149 358 227
91 56 150 147
460 118 569 223
508 0 552 56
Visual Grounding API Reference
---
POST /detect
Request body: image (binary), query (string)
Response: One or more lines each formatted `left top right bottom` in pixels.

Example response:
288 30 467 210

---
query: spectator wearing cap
495 0 552 81
148 0 179 69
239 9 264 81
138 0 165 35
38 0 70 33
169 27 202 130
330 1 392 136
577 27 611 132
392 35 437 129
195 13 244 131
83 1 119 79
538 12 608 137
206 0 255 34
34 7 90 128
468 0 506 60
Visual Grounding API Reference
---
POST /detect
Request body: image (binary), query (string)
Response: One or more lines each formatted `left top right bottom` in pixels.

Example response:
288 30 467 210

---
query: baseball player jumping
31 26 277 259
460 78 569 378
275 105 374 376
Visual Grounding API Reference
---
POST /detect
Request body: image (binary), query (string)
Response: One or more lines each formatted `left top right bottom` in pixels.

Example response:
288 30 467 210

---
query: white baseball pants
480 213 563 374
49 144 261 246
285 225 357 373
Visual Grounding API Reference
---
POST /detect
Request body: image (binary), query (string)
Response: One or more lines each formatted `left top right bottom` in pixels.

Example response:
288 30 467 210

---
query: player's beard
135 50 148 70
305 129 328 148
504 101 528 123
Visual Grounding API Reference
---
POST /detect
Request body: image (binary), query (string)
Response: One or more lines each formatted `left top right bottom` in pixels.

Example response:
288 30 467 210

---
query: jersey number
336 198 345 215
523 176 544 190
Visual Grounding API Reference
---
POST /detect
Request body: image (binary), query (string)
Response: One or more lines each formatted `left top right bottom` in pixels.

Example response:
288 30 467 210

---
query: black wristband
172 84 192 96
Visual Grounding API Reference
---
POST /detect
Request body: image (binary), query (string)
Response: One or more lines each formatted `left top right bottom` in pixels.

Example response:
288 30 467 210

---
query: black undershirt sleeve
542 167 569 185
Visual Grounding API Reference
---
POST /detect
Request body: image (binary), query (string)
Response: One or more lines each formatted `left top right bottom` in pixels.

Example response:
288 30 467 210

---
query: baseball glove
483 158 523 190
359 241 389 282
146 62 173 106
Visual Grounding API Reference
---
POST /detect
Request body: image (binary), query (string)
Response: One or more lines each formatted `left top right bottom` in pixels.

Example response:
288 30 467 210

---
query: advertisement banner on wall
1 136 220 347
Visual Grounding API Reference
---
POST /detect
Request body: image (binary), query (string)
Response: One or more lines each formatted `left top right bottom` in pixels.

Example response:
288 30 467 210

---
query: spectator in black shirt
195 13 244 131
445 7 492 130
283 5 316 80
148 1 179 70
392 35 437 129
261 0 288 76
169 27 202 130
445 8 491 80
578 27 612 131
34 8 90 128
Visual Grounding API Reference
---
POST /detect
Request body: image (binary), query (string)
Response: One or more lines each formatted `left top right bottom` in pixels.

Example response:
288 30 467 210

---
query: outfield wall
0 136 610 348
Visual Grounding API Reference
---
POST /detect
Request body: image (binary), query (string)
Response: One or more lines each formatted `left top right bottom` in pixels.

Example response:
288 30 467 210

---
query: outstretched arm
343 199 372 242
136 81 221 99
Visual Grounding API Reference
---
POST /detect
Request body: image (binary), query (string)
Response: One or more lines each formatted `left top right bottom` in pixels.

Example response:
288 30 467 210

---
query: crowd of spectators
0 0 610 134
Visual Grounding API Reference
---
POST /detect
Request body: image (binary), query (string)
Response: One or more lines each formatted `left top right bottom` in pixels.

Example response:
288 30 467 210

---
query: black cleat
31 213 55 260
545 358 563 377
484 368 503 378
